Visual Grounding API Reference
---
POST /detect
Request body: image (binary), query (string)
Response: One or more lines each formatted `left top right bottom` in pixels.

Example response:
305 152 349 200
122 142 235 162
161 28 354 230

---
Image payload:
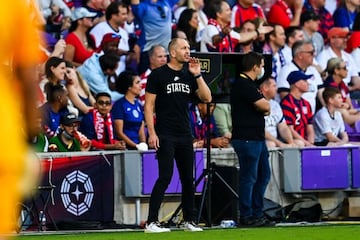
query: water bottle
39 211 47 231
220 220 236 228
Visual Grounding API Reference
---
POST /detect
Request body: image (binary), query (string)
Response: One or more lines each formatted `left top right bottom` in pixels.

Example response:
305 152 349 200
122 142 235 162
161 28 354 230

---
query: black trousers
147 134 196 223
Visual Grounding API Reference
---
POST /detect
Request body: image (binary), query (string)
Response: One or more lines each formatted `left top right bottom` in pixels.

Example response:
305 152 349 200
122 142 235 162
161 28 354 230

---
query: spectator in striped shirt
139 45 167 106
280 70 315 146
303 0 334 44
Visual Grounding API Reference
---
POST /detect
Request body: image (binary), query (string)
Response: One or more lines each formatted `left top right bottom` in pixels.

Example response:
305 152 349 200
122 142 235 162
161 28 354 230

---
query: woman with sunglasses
322 57 360 126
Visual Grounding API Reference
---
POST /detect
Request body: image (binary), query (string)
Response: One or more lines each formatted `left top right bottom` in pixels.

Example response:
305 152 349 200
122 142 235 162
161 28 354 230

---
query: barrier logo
60 170 94 216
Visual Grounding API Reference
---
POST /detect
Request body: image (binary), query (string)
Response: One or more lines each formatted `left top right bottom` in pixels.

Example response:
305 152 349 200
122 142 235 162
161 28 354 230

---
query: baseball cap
327 27 349 39
71 7 97 21
300 10 320 25
287 71 313 85
101 33 121 46
61 113 80 126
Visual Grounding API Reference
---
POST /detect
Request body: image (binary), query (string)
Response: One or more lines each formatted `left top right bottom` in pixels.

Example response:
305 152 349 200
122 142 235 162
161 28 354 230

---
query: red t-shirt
231 3 266 28
267 0 293 29
65 32 95 64
346 31 360 53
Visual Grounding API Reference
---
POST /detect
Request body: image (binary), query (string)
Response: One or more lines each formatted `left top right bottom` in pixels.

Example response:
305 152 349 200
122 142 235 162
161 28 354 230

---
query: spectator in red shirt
64 7 97 67
79 92 126 150
230 0 266 28
267 0 304 29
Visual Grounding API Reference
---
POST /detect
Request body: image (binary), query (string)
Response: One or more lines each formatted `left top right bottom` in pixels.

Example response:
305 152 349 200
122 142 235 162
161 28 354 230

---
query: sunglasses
97 100 112 106
64 123 79 128
337 66 347 70
301 50 315 55
157 6 166 19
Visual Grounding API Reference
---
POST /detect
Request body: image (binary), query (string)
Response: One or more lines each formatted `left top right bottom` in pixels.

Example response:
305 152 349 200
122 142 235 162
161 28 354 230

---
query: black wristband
194 74 202 79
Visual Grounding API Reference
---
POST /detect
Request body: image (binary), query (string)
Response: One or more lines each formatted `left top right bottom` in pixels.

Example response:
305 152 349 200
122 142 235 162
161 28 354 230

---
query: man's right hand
148 133 160 150
258 24 273 35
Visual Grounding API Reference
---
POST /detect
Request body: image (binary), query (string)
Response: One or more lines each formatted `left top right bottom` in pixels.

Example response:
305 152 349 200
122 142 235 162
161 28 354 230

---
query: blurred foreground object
0 0 42 236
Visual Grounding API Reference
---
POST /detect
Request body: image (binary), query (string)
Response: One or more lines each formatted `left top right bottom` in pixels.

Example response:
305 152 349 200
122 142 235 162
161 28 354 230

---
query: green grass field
17 224 360 240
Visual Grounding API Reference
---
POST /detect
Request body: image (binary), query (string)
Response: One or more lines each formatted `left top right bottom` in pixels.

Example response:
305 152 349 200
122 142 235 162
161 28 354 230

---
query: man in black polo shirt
230 51 273 227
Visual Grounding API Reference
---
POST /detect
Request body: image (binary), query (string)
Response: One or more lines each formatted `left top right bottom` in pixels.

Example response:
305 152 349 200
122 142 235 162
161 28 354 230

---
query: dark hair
177 8 197 49
45 57 66 79
69 20 96 49
44 83 66 103
206 0 224 20
69 5 98 50
95 92 111 101
65 61 73 68
69 20 78 33
115 70 138 94
322 87 341 105
241 51 264 72
99 53 119 72
105 2 128 21
264 23 279 43
259 77 275 87
239 19 256 31
353 12 360 31
285 26 303 44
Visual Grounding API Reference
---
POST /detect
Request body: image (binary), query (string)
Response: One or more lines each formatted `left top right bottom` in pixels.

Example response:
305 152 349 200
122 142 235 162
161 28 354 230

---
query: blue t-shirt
112 97 144 144
333 7 357 30
40 103 69 134
131 0 178 51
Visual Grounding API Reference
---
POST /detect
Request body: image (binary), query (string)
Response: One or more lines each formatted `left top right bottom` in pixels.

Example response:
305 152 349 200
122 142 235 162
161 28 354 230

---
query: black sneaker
238 217 264 227
256 216 276 227
238 216 275 227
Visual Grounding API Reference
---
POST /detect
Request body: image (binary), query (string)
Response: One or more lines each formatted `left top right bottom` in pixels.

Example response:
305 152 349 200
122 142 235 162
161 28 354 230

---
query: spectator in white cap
280 71 315 146
64 7 97 67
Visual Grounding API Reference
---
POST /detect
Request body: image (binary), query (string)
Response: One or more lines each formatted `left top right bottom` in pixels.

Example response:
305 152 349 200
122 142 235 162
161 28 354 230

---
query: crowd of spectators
32 0 360 152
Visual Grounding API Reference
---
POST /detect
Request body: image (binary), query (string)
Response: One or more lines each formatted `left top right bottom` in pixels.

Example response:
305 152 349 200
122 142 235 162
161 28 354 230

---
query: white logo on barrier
60 170 94 216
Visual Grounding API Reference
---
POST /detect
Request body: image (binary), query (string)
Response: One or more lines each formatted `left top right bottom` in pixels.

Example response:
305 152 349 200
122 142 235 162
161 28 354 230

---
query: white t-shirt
200 24 218 52
314 107 345 143
282 45 292 65
200 24 240 52
317 47 359 85
351 48 360 66
277 61 323 114
265 99 285 138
